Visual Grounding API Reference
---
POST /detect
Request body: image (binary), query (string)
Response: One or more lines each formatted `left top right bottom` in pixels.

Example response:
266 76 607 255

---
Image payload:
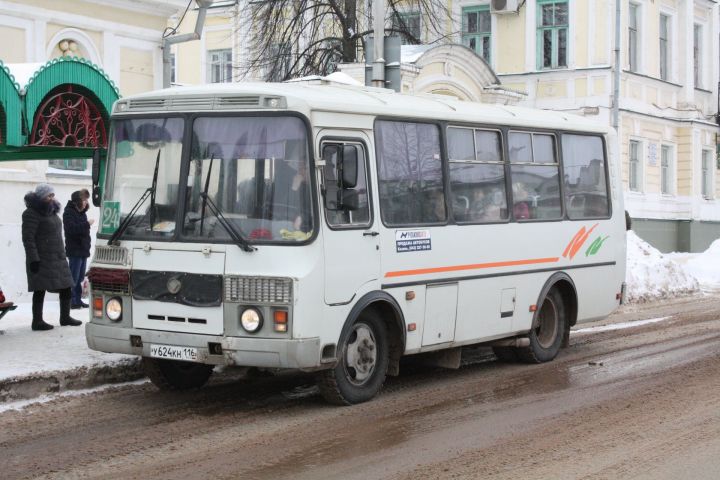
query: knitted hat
34 183 55 198
71 190 82 204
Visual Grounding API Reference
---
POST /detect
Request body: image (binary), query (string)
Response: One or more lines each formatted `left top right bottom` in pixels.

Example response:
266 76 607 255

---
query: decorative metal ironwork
29 85 106 147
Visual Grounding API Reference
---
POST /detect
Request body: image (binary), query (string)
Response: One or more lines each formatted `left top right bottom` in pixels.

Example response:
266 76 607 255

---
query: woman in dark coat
22 184 82 331
63 189 93 309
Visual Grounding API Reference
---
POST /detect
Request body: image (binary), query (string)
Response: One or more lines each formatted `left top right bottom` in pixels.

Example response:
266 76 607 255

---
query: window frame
561 133 612 220
660 144 674 196
628 2 640 73
462 5 492 63
629 139 643 192
536 0 569 70
693 23 703 89
391 11 422 44
320 137 374 231
446 125 509 225
48 158 88 172
374 118 446 228
701 149 713 199
208 48 233 84
659 13 669 81
507 129 564 222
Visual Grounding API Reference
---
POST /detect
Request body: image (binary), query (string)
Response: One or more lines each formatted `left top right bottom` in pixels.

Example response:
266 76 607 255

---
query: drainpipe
163 0 214 88
372 0 386 88
612 0 621 130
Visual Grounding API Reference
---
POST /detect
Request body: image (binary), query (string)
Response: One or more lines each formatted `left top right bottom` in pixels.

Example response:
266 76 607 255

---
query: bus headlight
240 307 263 333
106 297 123 322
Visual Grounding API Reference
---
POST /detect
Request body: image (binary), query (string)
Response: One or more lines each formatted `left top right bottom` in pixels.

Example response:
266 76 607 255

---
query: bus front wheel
142 357 214 390
518 288 566 364
317 313 389 405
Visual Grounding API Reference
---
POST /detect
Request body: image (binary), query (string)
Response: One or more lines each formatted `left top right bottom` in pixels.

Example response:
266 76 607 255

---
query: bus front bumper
86 323 322 369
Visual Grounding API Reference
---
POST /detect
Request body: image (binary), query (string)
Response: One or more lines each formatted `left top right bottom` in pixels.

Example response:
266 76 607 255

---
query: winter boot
59 291 82 327
31 291 53 331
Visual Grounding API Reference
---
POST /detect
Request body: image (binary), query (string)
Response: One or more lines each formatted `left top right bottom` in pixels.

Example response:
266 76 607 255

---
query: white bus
86 81 626 405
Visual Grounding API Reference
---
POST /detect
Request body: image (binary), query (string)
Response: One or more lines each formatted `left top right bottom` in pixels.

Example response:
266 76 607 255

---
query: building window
266 43 292 81
170 53 176 84
537 0 568 70
661 145 673 195
659 14 669 80
629 140 642 192
693 24 702 88
628 3 639 72
462 6 491 63
701 149 713 198
391 11 421 44
209 49 233 83
49 159 87 171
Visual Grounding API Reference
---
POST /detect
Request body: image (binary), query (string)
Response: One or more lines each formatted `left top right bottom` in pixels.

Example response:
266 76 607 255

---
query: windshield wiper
148 149 161 231
199 154 214 235
199 192 256 252
107 150 161 245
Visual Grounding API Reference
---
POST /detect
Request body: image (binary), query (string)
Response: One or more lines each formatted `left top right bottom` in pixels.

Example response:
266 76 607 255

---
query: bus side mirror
91 149 102 207
340 145 358 189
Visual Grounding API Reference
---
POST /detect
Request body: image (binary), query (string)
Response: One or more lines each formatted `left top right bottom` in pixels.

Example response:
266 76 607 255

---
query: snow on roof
5 63 43 90
401 45 432 63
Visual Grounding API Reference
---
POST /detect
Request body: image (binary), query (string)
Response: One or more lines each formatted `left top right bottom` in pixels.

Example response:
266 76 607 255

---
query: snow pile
625 231 700 303
684 239 720 291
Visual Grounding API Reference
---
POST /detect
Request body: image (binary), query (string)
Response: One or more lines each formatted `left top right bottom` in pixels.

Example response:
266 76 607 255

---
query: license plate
149 344 198 362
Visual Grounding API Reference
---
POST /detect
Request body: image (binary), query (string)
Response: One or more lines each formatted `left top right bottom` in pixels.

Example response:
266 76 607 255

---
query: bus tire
517 288 566 364
317 313 389 405
142 357 214 390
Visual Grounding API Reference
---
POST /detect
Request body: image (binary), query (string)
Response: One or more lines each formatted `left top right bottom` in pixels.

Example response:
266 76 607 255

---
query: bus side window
561 134 610 219
376 121 444 225
322 141 371 228
447 127 507 223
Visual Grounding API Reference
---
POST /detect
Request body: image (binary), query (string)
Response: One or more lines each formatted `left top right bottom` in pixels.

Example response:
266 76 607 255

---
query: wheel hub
345 324 377 385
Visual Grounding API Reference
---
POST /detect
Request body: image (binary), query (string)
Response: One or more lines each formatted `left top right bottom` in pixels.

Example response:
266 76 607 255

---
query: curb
0 358 145 404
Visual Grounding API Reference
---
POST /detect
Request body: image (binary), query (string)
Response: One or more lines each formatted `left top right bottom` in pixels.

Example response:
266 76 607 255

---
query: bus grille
93 246 128 266
225 276 292 304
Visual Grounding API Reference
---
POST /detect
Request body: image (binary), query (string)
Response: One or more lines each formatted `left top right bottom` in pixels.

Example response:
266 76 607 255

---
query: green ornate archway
0 61 23 147
0 56 120 160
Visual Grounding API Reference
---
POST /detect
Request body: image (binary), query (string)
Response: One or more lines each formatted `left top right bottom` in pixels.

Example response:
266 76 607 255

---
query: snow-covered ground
1 231 719 386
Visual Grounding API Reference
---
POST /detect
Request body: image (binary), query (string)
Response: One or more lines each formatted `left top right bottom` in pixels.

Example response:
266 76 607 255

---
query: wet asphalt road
1 294 719 479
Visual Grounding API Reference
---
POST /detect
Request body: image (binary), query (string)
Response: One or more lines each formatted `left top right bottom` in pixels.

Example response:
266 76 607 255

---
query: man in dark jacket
63 189 93 309
22 184 82 331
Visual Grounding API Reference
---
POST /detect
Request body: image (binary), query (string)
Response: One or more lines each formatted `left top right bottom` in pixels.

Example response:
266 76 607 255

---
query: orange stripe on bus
384 257 560 278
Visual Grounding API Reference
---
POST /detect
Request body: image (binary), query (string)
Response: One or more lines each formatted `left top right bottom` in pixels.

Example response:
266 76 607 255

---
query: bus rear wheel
517 288 566 364
317 313 389 405
142 357 214 390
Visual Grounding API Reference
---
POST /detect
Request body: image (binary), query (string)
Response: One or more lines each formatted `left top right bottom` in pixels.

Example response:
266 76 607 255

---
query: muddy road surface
1 294 719 479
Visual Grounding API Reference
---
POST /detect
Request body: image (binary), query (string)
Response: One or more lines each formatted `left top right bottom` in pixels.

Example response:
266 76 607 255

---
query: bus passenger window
561 134 610 219
376 121 444 225
508 132 562 221
448 127 507 223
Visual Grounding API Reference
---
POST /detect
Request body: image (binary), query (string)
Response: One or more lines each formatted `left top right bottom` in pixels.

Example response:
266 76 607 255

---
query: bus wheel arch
517 273 577 363
317 291 405 405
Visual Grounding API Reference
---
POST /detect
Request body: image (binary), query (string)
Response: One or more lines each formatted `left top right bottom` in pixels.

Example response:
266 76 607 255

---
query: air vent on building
491 0 520 14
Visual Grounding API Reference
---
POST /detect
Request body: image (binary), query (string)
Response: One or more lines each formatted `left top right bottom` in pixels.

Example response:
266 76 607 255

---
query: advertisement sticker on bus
396 229 432 252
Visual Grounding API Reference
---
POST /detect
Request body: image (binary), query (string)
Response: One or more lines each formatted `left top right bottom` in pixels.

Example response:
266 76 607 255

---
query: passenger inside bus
512 182 531 220
273 159 310 231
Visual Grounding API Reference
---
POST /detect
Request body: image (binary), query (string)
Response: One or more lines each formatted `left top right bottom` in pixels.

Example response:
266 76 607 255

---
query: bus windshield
102 115 313 243
102 117 185 239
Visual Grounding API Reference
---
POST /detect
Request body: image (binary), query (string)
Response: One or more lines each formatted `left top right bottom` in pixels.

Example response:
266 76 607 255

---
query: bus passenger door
320 137 379 304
